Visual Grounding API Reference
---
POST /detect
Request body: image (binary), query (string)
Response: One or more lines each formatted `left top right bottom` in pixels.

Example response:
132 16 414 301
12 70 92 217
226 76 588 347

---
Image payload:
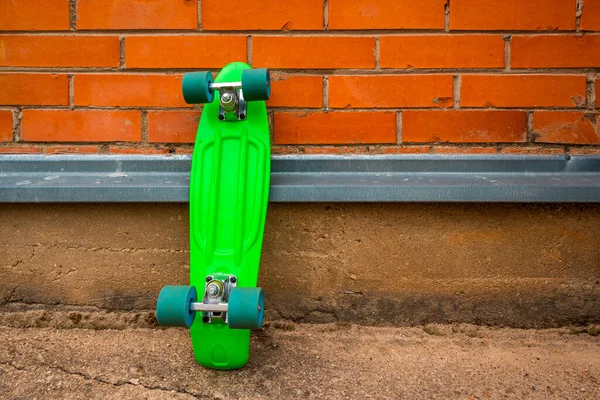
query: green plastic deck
188 62 270 369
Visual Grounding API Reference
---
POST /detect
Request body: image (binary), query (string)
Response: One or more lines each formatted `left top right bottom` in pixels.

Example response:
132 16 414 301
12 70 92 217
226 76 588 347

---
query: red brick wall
0 0 599 155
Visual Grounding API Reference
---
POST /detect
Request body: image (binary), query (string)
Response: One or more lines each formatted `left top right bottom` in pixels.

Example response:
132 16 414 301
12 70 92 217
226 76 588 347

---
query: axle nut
206 280 223 298
220 92 236 111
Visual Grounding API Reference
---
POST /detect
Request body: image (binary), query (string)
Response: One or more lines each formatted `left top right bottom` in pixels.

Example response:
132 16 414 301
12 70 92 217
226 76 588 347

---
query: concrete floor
1 322 599 399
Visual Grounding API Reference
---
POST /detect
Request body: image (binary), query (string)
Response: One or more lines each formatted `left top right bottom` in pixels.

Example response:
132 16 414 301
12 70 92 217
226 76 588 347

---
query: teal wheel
182 71 215 104
156 285 197 328
227 287 264 329
241 68 270 101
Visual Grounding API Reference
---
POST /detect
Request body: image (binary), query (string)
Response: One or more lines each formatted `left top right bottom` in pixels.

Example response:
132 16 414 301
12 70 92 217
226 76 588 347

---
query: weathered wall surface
1 0 600 155
1 203 599 328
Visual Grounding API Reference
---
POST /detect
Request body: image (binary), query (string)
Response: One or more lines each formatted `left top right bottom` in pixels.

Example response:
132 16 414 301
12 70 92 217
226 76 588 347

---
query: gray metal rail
0 154 599 202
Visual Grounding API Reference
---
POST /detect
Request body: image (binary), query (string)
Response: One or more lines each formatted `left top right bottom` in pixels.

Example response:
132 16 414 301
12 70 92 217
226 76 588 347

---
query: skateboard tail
191 325 250 369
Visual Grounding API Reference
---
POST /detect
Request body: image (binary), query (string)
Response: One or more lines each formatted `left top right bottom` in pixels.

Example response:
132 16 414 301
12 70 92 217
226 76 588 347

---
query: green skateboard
155 62 271 369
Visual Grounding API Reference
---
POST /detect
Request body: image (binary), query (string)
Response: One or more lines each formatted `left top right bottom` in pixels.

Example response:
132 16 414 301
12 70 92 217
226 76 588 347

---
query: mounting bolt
205 276 212 282
202 315 210 323
230 276 237 283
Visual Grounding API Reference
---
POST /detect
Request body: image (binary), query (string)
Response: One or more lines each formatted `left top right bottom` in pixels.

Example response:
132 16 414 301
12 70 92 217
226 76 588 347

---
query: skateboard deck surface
189 62 270 369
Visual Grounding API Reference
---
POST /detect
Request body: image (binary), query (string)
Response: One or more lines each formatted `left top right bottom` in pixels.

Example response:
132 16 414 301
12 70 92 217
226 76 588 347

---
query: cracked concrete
0 323 599 399
0 303 158 330
41 362 199 399
0 360 196 399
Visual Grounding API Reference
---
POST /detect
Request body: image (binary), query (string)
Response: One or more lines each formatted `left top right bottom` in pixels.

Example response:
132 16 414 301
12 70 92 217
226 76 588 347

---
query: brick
0 0 69 30
202 0 323 30
511 35 600 68
597 80 600 108
125 36 247 69
175 148 194 154
533 112 599 144
274 111 396 144
303 146 368 155
461 75 587 108
502 147 566 154
253 37 375 69
380 36 504 69
44 146 99 154
74 75 187 108
567 148 600 155
302 147 343 155
581 0 600 31
381 146 431 154
148 111 200 143
21 110 141 142
77 0 197 30
328 0 445 30
329 75 453 108
0 111 12 142
271 146 300 154
0 74 68 106
0 36 120 67
268 75 323 108
433 147 498 154
451 0 576 30
403 111 527 143
109 147 170 154
0 146 41 154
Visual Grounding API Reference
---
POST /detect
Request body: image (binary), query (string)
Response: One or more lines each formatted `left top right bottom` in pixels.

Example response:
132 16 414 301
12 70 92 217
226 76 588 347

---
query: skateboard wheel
182 71 215 104
156 285 197 328
227 287 264 329
241 68 270 101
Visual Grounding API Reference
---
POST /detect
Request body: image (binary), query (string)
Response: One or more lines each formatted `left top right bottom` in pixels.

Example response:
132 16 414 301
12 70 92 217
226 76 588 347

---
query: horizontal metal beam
0 154 599 203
